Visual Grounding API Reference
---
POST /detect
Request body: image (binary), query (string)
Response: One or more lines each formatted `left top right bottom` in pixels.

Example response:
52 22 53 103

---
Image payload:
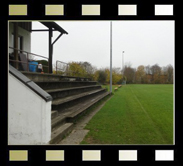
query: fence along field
81 84 173 144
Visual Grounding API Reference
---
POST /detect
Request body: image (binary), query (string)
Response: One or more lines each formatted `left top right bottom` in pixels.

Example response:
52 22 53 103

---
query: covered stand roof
37 21 68 73
40 22 68 34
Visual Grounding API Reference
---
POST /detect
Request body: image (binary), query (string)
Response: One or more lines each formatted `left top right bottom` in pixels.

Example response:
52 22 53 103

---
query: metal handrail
9 47 49 72
55 60 93 80
56 60 82 76
56 60 69 75
9 47 49 59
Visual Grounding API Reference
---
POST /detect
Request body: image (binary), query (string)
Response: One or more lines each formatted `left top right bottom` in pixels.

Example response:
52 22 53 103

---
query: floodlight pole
122 51 125 74
110 21 112 93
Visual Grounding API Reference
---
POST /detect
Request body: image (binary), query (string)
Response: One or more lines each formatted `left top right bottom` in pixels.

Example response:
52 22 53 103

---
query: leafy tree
94 67 122 85
135 65 146 83
97 69 107 84
112 67 122 84
105 68 110 84
79 61 96 78
68 62 85 77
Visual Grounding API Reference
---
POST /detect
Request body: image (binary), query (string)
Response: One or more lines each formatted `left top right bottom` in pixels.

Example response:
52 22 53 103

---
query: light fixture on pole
122 51 125 75
122 51 126 85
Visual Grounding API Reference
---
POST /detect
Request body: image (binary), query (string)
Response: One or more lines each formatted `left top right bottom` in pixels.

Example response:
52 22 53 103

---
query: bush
98 70 107 84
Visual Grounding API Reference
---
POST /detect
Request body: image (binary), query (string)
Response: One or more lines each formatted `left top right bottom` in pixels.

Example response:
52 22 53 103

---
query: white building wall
9 22 31 54
8 73 51 145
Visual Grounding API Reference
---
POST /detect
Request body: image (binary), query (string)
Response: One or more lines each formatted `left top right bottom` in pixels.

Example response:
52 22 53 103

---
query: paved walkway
57 96 112 145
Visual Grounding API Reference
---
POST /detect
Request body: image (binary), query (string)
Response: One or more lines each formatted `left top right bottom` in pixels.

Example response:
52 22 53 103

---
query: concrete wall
8 73 51 145
9 22 31 54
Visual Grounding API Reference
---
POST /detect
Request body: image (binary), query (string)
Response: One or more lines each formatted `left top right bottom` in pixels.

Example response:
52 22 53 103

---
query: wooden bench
118 85 122 88
114 87 118 91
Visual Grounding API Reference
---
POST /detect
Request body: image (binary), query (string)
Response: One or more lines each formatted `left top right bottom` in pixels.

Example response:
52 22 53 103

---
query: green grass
81 84 173 145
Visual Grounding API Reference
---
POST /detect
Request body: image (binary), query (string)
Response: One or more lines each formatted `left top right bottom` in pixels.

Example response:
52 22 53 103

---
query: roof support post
13 22 19 69
39 22 68 74
52 33 63 46
49 28 53 73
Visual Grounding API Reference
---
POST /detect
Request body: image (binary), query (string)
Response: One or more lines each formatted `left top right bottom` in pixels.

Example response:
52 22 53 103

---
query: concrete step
21 71 91 82
51 114 67 131
50 123 74 144
35 81 98 90
51 92 110 130
67 91 110 121
51 110 58 119
60 75 92 81
52 88 106 111
46 85 101 100
50 91 110 144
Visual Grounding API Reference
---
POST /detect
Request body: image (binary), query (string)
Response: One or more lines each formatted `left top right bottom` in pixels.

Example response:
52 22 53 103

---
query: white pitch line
129 86 166 143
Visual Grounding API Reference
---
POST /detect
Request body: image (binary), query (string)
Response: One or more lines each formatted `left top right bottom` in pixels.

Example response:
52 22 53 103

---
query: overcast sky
31 21 174 69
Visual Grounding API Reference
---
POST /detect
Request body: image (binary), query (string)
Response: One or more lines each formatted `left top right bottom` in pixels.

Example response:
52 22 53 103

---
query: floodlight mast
110 21 112 93
122 51 125 75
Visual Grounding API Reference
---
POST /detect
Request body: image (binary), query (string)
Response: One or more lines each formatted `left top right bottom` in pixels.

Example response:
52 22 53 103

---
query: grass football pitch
81 84 173 145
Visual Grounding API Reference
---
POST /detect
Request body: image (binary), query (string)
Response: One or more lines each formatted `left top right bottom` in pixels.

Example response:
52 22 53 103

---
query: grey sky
31 21 174 69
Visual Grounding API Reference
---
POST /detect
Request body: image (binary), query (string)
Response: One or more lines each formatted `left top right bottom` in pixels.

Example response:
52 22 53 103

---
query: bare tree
124 65 136 83
150 64 161 83
80 61 94 75
145 65 151 74
151 64 161 75
166 64 173 83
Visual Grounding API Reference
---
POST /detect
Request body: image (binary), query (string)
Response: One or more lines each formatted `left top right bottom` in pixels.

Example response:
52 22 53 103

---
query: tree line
123 63 173 84
53 61 174 84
